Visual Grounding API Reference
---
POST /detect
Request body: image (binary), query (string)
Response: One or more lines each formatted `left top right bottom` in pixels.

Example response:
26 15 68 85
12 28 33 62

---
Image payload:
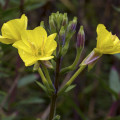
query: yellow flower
13 26 57 66
94 24 120 54
81 24 120 70
0 14 27 44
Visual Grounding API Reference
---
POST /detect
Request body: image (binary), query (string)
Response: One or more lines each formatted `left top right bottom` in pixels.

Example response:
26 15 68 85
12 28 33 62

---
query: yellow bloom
81 24 120 70
0 14 27 44
94 24 120 54
13 26 57 66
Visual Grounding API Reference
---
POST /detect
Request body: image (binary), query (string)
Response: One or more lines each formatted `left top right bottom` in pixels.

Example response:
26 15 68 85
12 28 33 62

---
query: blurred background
0 0 120 120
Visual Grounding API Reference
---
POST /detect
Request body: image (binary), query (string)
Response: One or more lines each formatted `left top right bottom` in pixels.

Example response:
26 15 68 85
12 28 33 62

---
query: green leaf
18 97 44 105
17 74 38 88
36 81 47 92
65 84 76 92
109 68 120 94
107 116 120 120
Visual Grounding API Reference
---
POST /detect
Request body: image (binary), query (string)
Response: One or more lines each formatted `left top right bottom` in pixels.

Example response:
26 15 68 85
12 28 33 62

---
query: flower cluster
0 14 120 68
0 14 57 66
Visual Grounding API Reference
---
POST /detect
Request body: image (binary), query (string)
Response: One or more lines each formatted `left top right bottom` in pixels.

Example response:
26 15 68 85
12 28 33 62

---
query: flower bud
71 17 77 31
67 17 77 32
49 16 56 32
67 21 72 31
62 13 68 26
57 13 63 30
40 21 45 28
33 62 40 71
59 26 66 46
76 26 85 48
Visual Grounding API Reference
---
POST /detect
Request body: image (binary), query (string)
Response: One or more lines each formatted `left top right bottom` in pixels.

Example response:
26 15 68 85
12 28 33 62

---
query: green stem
49 94 57 120
38 67 50 89
60 48 82 74
49 57 61 120
55 57 61 92
58 65 86 95
41 63 54 89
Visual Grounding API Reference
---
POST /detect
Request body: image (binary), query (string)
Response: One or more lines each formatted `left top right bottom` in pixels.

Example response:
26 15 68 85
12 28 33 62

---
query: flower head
81 24 120 70
13 26 57 66
0 14 27 44
94 24 120 54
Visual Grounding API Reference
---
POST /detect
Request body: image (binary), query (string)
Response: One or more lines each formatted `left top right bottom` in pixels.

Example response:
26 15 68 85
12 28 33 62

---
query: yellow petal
96 24 120 54
96 24 112 50
13 40 32 54
21 26 47 49
18 49 37 66
101 36 120 54
0 35 14 44
1 14 27 44
13 27 57 67
38 56 54 60
44 33 57 55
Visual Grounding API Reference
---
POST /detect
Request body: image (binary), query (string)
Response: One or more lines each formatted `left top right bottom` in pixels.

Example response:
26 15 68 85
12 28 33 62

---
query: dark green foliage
0 0 120 120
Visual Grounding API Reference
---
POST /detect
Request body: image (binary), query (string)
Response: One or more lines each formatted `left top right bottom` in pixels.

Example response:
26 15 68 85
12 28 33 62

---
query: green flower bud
49 16 56 32
59 26 66 46
40 21 45 28
62 13 68 26
33 62 40 71
71 17 77 31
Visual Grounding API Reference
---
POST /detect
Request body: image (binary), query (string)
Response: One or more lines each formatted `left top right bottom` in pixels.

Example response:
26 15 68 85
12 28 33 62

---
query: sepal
80 49 102 70
41 61 53 69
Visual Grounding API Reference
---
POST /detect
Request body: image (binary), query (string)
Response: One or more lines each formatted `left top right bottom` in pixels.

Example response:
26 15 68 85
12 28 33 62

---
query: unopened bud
59 26 66 46
77 26 85 48
67 17 77 32
49 16 56 32
71 17 77 31
57 13 63 30
62 13 68 26
40 21 45 28
67 21 72 31
33 62 40 71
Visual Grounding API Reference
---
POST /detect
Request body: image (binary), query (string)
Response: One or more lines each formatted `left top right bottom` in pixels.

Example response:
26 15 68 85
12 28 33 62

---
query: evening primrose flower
81 24 120 69
0 14 27 44
13 26 57 66
94 24 120 54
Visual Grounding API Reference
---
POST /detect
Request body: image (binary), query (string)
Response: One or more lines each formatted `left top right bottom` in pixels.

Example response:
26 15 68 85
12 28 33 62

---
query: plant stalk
58 65 86 95
49 57 61 120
